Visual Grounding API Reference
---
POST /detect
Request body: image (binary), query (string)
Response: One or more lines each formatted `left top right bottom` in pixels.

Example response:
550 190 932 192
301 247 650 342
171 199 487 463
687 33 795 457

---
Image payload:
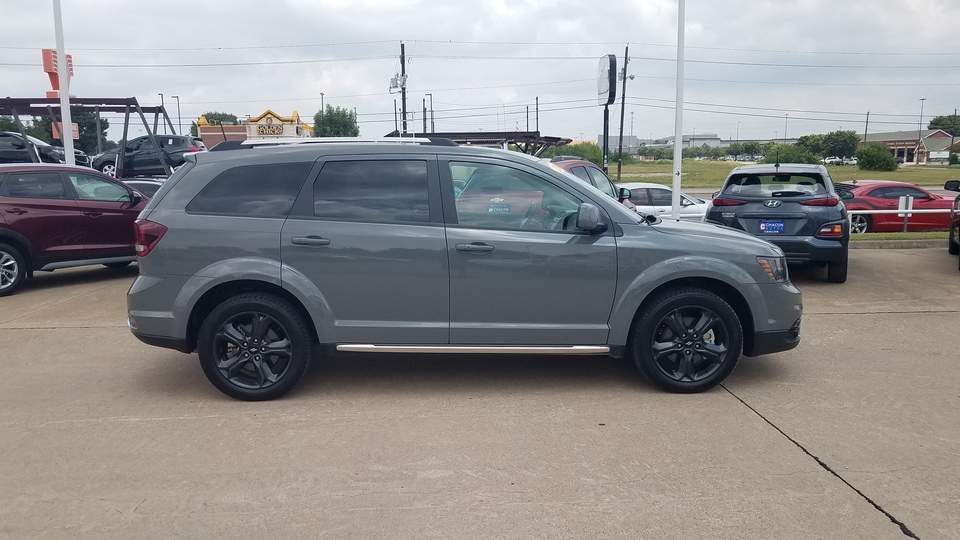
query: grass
614 159 960 189
849 231 949 241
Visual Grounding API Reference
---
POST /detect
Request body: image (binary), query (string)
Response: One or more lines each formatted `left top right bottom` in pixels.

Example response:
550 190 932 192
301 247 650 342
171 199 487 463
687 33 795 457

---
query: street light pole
425 93 434 133
170 95 181 135
784 114 788 143
917 97 927 164
320 92 325 112
158 93 165 134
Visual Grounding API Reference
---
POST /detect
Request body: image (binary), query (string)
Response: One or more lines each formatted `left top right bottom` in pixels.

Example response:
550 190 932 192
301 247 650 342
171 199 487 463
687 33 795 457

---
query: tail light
817 224 844 237
712 197 747 206
134 219 167 257
800 197 840 206
187 147 202 152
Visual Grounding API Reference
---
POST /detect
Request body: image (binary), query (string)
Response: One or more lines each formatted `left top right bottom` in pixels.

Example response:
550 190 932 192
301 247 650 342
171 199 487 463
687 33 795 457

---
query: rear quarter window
185 162 311 216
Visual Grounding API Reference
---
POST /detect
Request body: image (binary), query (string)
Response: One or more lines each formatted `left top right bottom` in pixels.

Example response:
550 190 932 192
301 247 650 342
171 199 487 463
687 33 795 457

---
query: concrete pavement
0 250 957 539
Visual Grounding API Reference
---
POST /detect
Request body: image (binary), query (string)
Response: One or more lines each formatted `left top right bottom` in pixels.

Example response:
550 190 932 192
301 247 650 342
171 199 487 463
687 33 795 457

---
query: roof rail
239 137 436 147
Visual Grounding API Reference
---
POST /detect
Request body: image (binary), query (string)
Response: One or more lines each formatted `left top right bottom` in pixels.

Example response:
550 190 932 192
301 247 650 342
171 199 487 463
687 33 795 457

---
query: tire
629 288 743 393
103 261 133 269
99 162 117 177
197 293 312 401
0 243 27 297
850 214 871 234
949 225 959 255
827 257 848 283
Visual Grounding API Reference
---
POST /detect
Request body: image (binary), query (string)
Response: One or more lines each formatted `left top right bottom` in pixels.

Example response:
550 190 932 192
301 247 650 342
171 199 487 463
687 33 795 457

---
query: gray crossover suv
127 138 802 400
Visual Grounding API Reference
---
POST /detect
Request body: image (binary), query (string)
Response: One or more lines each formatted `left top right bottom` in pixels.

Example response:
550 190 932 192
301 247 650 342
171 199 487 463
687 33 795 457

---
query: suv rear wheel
629 288 743 393
949 223 959 255
827 252 849 284
197 293 312 401
0 243 26 297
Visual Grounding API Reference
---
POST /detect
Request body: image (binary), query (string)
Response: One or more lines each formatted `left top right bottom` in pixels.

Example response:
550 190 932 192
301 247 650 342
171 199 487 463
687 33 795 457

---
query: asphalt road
1 249 958 539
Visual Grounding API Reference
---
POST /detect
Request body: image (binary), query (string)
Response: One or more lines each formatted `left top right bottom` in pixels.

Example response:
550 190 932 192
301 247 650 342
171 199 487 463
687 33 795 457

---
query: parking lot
1 248 958 539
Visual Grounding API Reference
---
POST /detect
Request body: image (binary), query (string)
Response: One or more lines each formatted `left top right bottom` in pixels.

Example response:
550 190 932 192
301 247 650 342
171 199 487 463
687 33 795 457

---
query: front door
443 159 618 345
64 172 142 255
281 156 449 344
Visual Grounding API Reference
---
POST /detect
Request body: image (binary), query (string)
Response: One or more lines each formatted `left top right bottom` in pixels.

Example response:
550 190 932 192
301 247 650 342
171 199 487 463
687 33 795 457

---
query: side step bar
336 345 610 355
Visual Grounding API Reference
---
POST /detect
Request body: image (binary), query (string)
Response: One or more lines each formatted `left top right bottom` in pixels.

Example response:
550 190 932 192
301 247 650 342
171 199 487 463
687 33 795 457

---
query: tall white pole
670 0 685 218
53 0 74 166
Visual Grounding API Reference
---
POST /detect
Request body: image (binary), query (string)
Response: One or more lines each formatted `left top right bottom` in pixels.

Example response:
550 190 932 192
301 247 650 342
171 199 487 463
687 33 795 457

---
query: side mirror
681 198 692 207
617 187 631 201
839 190 854 200
712 190 720 198
576 203 607 234
130 191 143 203
11 140 26 150
945 180 960 192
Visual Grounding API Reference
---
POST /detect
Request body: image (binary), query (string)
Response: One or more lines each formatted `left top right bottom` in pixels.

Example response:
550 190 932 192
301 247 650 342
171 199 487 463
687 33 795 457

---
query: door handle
5 209 27 215
291 235 331 246
82 211 103 217
656 208 667 212
455 242 495 252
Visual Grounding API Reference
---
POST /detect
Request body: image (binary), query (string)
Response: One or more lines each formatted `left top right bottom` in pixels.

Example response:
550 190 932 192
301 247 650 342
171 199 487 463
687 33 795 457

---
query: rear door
281 156 449 344
443 158 618 345
0 171 85 260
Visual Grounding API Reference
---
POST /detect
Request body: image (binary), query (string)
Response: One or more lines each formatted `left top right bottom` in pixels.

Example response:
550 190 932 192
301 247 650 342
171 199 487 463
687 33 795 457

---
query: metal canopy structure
383 130 572 156
0 97 175 177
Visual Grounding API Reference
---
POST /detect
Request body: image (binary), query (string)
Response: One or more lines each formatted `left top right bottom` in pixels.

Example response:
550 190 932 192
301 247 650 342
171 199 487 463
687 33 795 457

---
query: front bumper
745 318 802 356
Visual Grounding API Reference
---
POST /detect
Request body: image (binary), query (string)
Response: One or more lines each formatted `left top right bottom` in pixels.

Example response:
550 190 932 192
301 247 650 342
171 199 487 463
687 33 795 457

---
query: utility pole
616 44 630 182
952 108 957 165
863 111 870 143
526 106 529 131
425 93 434 133
535 97 539 132
400 42 408 134
630 111 634 137
422 98 427 134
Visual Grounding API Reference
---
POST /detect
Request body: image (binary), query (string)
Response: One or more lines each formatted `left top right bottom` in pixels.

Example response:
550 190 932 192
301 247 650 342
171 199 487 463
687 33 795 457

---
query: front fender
607 256 766 346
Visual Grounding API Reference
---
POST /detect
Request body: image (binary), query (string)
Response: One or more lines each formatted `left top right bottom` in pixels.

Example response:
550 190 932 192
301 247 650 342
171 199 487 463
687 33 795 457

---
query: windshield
25 134 51 147
723 172 826 198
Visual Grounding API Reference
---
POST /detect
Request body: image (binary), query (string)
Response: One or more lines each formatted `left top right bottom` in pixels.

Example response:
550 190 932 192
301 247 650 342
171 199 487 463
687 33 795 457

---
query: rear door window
585 167 616 198
313 160 430 223
186 163 311 216
0 172 68 199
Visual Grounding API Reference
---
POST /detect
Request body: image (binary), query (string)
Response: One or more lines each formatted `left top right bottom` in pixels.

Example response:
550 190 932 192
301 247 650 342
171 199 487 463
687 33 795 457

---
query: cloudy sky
4 0 959 144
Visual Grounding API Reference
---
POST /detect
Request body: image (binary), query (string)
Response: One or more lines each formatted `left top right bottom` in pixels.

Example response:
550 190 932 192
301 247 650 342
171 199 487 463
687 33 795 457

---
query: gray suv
127 138 803 400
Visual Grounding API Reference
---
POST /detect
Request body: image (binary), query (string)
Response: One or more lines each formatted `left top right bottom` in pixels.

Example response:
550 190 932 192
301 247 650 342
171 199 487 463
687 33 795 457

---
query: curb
849 239 947 249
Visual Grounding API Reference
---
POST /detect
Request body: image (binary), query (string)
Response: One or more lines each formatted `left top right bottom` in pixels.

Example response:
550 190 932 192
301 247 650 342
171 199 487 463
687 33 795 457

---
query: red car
0 163 148 296
545 156 636 211
837 180 957 233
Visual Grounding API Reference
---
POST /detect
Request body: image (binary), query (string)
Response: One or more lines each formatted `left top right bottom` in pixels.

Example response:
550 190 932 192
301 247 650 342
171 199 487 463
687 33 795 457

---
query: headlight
757 256 788 282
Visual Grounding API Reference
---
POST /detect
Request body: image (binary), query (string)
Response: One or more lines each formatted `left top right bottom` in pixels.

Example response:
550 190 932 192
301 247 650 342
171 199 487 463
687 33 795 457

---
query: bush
759 144 819 164
855 144 898 171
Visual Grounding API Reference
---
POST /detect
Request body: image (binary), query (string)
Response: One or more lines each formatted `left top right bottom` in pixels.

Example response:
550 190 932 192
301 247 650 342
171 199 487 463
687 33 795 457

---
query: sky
3 0 959 145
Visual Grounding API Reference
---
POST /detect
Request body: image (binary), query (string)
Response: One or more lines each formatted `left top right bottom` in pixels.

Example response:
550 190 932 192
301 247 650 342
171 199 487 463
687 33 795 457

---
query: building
197 109 313 148
861 129 954 164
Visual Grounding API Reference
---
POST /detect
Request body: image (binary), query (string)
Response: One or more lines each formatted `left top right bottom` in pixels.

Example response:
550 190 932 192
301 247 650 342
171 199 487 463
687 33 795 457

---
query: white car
619 182 710 221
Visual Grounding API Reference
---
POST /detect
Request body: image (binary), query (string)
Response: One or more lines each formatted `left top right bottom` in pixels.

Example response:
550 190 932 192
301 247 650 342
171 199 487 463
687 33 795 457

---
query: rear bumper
131 330 191 353
745 318 802 356
765 235 847 264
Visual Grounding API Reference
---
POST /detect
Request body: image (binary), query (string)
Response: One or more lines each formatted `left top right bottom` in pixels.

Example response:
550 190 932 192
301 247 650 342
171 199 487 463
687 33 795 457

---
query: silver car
127 138 803 400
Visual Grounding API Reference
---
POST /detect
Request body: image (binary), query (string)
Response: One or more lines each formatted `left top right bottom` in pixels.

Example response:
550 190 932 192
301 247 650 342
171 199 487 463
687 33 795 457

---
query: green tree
759 143 819 164
191 112 239 136
35 111 111 153
855 143 898 171
727 142 743 157
740 141 761 158
822 130 860 158
795 134 825 157
540 142 602 165
313 105 359 137
0 116 16 132
0 116 51 142
927 114 960 136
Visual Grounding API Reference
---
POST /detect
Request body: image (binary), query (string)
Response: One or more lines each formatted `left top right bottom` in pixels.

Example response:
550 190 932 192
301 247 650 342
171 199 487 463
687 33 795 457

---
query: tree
822 130 860 158
927 114 960 136
795 134 825 157
0 116 51 142
759 143 819 164
0 116 16 132
191 112 239 137
35 112 110 154
313 105 359 137
541 142 602 165
855 143 898 171
726 142 743 158
740 141 761 158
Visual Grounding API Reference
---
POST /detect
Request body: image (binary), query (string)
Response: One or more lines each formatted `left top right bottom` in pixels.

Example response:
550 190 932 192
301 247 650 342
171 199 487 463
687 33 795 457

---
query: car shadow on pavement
17 264 139 293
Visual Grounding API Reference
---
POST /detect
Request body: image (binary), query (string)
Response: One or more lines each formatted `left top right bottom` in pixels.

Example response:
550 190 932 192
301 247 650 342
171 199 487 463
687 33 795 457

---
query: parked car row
0 131 90 167
93 135 206 178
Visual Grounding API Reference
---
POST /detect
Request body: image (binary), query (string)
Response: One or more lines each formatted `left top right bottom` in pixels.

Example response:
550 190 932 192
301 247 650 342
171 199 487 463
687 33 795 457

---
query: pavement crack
721 384 921 540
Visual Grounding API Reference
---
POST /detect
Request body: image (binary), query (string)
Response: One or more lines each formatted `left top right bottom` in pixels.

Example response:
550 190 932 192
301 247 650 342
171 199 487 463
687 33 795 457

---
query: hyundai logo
764 200 782 208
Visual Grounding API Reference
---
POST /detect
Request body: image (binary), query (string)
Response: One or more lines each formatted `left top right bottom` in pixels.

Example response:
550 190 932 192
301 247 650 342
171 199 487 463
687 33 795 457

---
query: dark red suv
545 156 636 211
0 164 147 296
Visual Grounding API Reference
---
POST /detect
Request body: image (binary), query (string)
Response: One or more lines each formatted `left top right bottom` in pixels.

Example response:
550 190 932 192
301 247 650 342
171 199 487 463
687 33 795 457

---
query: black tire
850 214 871 234
629 288 743 393
103 261 133 269
0 243 26 297
197 293 313 401
827 251 849 284
948 225 959 255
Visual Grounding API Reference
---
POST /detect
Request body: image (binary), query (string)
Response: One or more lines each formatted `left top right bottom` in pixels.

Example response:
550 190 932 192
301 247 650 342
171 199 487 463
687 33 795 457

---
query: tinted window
628 189 652 206
886 186 928 199
649 188 673 205
569 166 590 181
585 167 616 197
865 187 887 199
0 172 67 199
313 160 429 223
68 173 131 202
723 173 826 196
186 163 310 216
0 133 22 150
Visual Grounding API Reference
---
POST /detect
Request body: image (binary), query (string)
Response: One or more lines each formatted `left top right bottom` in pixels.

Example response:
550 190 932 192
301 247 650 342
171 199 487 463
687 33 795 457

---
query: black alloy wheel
630 288 743 393
198 293 312 401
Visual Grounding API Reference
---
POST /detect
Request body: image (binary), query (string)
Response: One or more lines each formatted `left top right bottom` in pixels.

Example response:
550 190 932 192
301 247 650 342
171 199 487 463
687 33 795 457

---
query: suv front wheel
629 288 743 393
197 293 313 400
0 243 26 297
